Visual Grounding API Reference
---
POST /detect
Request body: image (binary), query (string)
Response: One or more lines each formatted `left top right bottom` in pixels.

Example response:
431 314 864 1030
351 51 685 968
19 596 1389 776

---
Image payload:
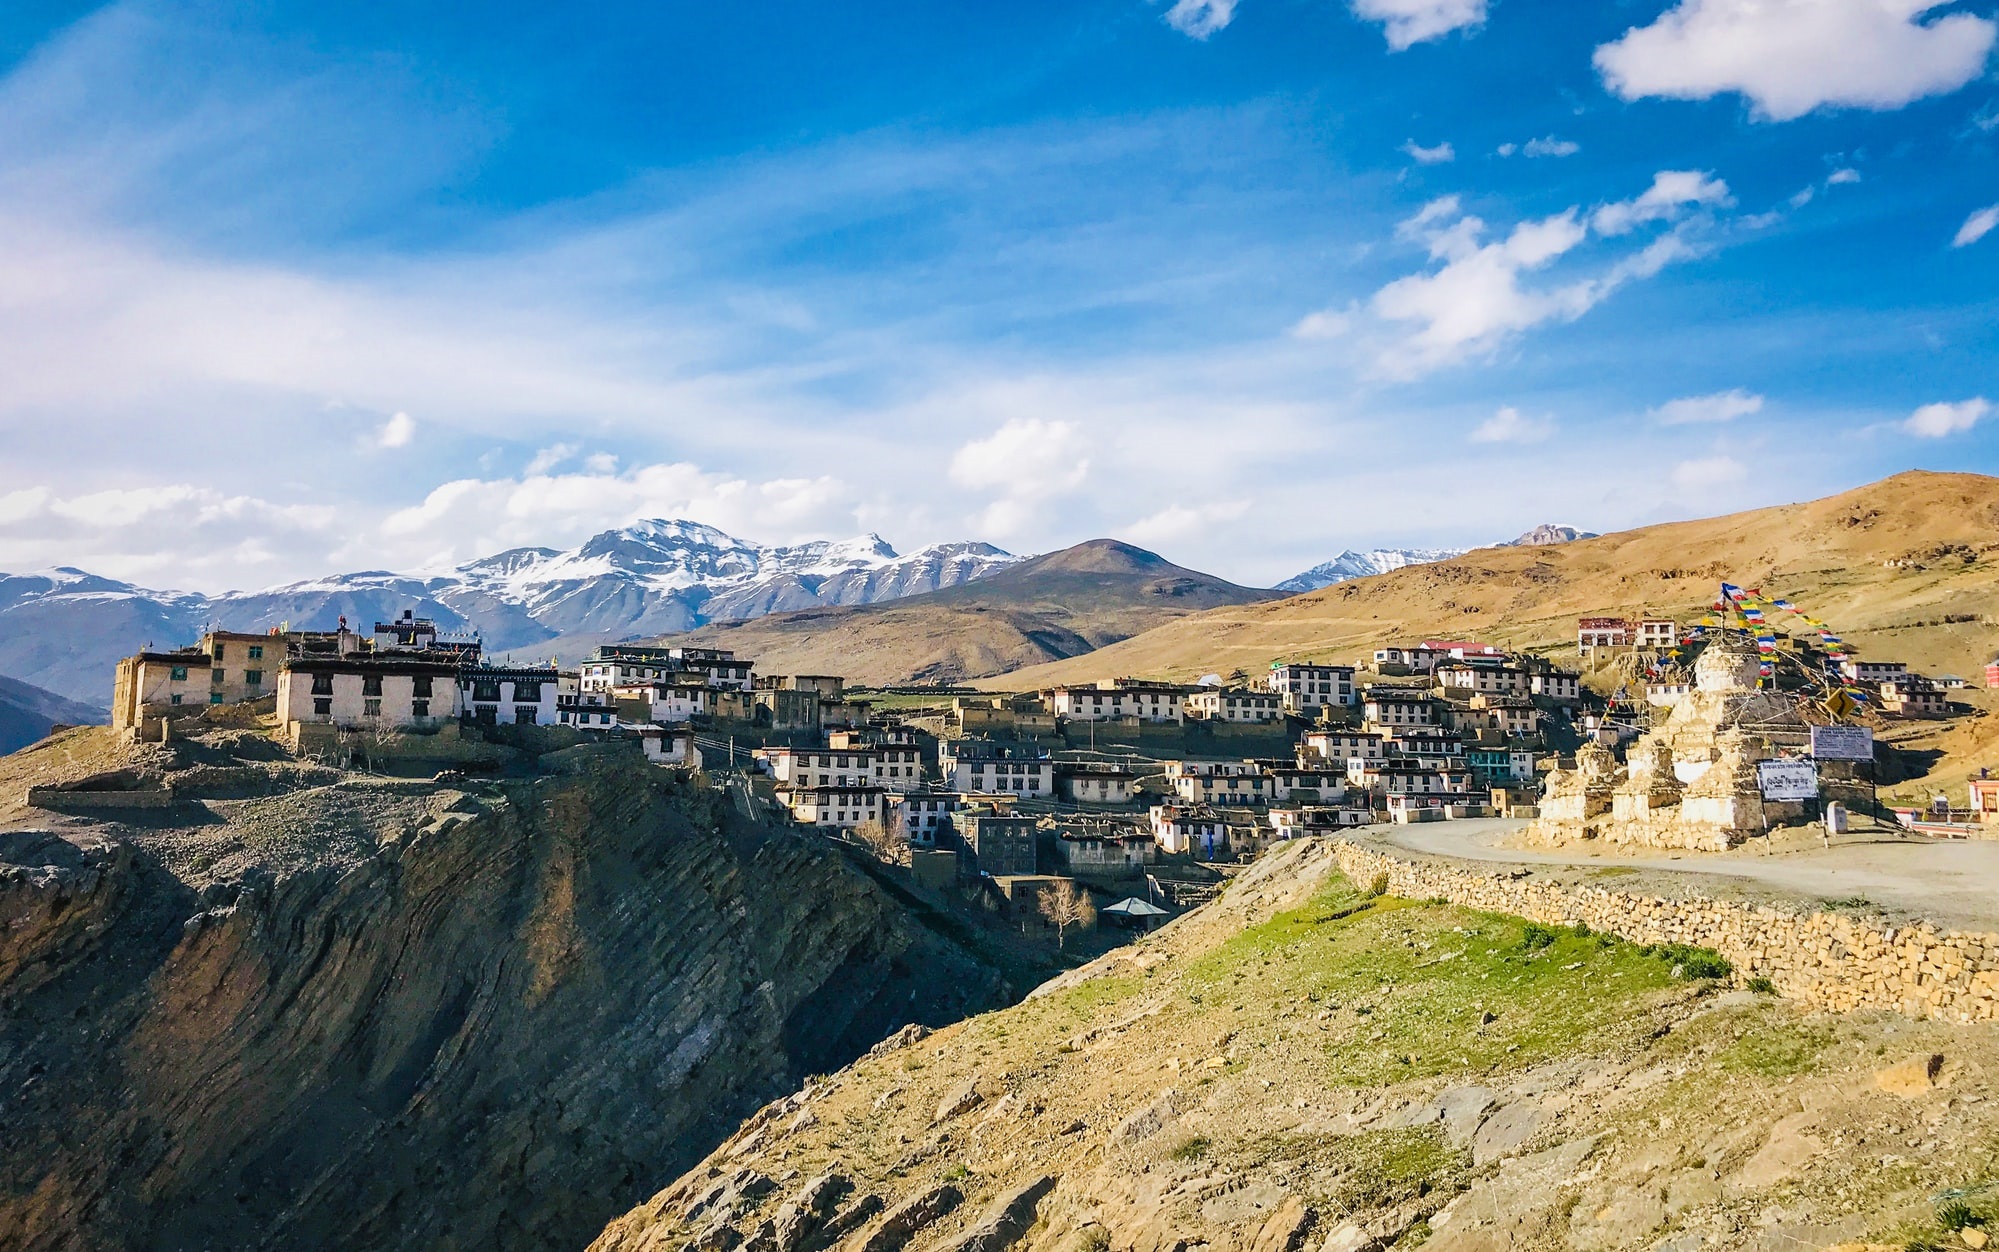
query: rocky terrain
596 838 1999 1252
0 727 1038 1251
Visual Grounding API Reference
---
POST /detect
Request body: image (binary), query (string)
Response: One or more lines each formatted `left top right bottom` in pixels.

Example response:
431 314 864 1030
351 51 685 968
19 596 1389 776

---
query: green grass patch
1053 975 1143 1020
1716 1021 1833 1078
1171 874 1689 1087
1169 1135 1212 1162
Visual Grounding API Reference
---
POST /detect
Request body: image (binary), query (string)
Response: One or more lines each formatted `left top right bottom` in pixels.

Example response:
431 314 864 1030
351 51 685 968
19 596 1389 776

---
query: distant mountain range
0 673 105 755
0 522 1019 705
1275 548 1469 593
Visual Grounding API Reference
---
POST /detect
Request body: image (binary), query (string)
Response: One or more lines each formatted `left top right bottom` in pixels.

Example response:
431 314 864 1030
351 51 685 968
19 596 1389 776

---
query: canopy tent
1101 897 1169 918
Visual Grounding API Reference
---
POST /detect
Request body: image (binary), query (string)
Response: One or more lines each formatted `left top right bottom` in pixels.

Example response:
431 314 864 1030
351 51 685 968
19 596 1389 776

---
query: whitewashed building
1267 663 1356 714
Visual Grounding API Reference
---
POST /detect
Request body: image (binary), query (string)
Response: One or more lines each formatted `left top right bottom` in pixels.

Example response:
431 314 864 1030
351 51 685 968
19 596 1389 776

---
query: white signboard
1810 725 1875 761
1757 759 1820 802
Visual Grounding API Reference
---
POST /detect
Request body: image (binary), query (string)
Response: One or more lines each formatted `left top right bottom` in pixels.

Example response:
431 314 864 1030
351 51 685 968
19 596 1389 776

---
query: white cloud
1904 397 1991 437
1522 137 1581 158
1352 0 1487 50
1595 0 1998 122
1650 388 1764 425
1366 173 1726 377
1953 205 1999 248
1401 139 1456 164
1827 167 1861 185
1671 455 1747 491
525 443 578 475
374 411 415 449
947 418 1092 540
1290 307 1354 340
1122 499 1251 546
1470 406 1554 443
1163 0 1238 38
1592 170 1733 236
0 482 339 589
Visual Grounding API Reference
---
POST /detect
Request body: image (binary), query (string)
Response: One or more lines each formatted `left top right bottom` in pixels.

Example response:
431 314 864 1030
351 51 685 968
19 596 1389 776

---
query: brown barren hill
984 470 1999 688
658 539 1280 685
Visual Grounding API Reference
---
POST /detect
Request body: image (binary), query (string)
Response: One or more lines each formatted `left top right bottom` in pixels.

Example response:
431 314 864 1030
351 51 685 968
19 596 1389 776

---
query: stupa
1532 640 1803 850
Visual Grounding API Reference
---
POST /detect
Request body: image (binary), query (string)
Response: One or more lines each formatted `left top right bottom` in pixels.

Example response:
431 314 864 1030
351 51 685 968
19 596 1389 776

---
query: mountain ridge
0 523 1020 704
981 470 1999 690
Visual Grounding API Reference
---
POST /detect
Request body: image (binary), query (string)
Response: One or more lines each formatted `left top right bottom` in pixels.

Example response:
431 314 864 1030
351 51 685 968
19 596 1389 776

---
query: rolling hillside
982 470 1999 689
0 674 105 756
660 539 1281 685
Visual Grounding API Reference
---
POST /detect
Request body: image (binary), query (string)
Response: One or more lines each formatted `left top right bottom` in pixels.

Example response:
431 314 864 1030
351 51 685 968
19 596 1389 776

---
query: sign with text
1810 725 1875 761
1757 759 1820 802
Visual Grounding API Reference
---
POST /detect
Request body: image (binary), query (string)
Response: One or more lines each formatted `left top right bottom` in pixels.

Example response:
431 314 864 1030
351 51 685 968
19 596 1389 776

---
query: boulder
932 1176 1057 1252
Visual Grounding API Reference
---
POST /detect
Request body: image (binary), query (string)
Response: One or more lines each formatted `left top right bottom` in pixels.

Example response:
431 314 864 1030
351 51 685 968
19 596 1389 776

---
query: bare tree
851 819 909 866
1039 879 1096 949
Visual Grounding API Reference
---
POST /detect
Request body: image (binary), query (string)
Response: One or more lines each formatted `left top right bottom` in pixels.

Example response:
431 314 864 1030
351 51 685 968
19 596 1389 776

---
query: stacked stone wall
1327 840 1999 1024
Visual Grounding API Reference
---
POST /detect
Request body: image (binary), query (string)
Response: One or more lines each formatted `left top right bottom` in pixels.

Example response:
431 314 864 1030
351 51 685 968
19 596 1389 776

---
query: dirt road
1361 815 1999 932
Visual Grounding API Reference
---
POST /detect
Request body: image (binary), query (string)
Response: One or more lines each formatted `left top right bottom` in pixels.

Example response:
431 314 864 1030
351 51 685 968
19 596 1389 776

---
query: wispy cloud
1650 388 1764 425
1671 455 1747 491
1471 406 1554 443
374 411 416 449
1360 172 1730 378
1954 205 1999 248
1400 139 1456 164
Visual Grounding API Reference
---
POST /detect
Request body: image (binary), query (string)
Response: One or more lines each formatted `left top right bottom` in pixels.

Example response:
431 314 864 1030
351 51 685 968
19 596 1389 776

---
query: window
212 668 227 684
245 670 263 687
412 675 433 697
313 697 331 717
363 697 382 718
514 681 542 703
514 706 537 725
412 699 430 719
311 673 333 696
248 645 263 660
362 674 383 697
170 666 188 681
472 681 501 702
170 694 183 706
212 644 226 660
210 692 224 705
475 705 497 725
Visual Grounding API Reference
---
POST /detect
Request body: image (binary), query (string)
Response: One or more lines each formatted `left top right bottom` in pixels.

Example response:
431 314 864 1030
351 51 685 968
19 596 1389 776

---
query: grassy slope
981 470 1999 691
594 838 1999 1252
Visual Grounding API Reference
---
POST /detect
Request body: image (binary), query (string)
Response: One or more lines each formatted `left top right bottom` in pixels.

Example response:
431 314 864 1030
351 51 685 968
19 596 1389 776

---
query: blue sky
0 0 1994 590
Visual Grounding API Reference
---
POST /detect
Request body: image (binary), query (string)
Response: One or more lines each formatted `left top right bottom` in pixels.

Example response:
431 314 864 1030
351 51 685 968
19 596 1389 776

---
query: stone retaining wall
1327 840 1999 1024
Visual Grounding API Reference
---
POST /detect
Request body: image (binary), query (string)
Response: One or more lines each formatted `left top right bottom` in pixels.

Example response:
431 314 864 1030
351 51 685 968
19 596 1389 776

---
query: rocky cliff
594 838 1999 1252
0 736 1018 1251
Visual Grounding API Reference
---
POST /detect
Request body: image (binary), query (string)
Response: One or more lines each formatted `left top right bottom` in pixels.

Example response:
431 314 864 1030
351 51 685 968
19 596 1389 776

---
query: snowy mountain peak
1276 548 1468 593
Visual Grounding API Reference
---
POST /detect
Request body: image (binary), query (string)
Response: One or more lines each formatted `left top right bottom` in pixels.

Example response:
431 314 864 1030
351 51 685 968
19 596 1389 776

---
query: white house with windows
634 724 699 768
1302 729 1387 766
888 790 963 847
1528 671 1582 702
759 745 876 787
778 784 885 829
1149 805 1230 857
1363 690 1434 728
940 739 1054 797
1184 688 1283 723
1267 663 1356 714
278 655 463 744
1435 664 1528 696
1048 681 1187 724
459 665 566 727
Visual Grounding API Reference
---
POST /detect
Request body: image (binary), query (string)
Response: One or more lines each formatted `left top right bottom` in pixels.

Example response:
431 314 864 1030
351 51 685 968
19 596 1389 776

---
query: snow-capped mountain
1275 548 1468 594
1501 523 1599 546
0 524 1020 705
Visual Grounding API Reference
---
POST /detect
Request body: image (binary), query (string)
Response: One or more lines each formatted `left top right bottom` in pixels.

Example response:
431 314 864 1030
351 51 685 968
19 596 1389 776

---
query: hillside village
66 574 1997 939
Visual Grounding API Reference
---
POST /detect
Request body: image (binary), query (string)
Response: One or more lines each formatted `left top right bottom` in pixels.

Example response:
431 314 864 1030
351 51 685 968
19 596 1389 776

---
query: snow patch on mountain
0 523 1021 705
1275 548 1468 593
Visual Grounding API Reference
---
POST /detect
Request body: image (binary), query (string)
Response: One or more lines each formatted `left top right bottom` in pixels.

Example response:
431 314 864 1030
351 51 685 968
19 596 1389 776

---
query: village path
1362 816 1999 934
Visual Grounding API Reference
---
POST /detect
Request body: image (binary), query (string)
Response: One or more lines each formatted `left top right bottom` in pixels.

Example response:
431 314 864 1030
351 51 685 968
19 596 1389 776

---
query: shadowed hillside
985 471 1999 689
660 539 1280 685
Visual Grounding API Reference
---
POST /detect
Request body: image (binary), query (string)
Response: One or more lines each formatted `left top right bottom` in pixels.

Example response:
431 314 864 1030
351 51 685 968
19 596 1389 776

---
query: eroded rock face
0 758 1009 1251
